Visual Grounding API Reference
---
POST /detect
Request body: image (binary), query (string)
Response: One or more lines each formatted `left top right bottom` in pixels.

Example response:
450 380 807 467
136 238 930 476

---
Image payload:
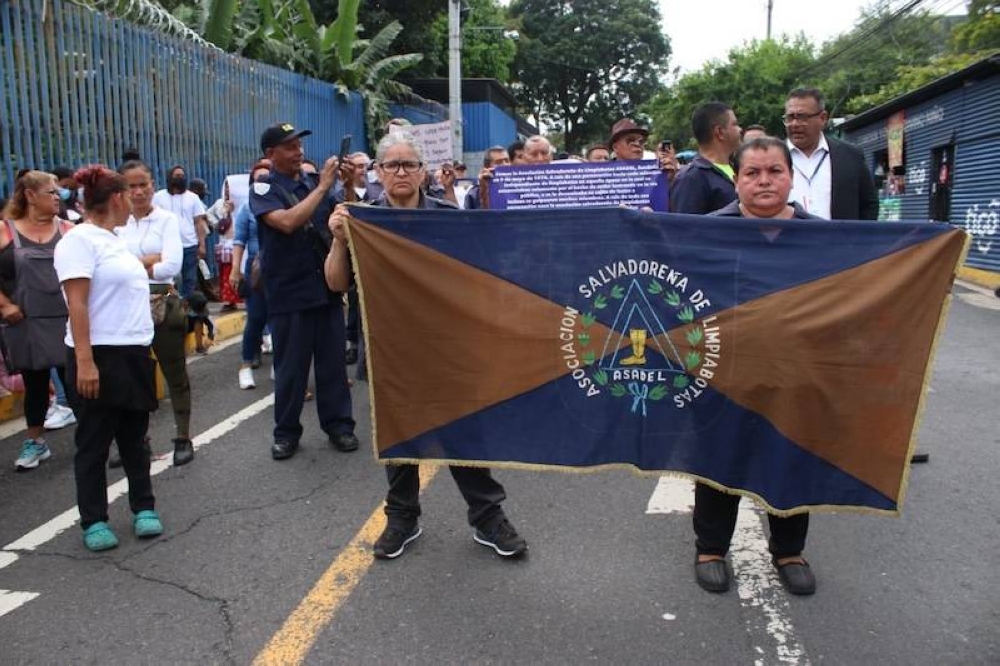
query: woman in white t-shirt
118 160 194 468
54 165 162 553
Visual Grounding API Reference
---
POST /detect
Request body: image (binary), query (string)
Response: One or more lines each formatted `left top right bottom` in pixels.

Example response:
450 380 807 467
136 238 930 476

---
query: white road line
646 475 809 665
1 393 274 561
0 590 40 619
955 291 1000 311
954 279 996 297
731 507 810 666
646 475 693 514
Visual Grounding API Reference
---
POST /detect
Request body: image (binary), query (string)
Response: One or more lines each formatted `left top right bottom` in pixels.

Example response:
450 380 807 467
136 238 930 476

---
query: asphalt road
1 282 997 665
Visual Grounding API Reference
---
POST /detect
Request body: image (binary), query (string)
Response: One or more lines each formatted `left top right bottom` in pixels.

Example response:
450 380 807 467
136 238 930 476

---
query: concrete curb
957 266 1000 291
0 311 247 425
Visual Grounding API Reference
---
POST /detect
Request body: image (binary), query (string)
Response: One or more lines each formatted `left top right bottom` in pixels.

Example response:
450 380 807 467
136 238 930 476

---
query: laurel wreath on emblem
576 279 705 409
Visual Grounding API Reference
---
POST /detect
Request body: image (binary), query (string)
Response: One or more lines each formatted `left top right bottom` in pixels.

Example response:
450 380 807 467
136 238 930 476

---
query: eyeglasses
36 188 60 196
782 111 824 125
379 160 423 174
624 137 647 147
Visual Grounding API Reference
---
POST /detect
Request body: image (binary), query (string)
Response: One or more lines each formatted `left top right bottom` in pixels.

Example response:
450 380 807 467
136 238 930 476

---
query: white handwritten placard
389 121 454 172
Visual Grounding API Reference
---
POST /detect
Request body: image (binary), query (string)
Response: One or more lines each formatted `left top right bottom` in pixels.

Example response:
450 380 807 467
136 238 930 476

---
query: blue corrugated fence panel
461 101 517 152
951 137 1000 272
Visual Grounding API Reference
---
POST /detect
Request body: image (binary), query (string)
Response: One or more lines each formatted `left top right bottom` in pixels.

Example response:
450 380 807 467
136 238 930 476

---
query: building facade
838 54 1000 274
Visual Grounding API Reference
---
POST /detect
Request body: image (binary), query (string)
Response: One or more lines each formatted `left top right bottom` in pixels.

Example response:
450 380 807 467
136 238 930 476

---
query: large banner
488 160 669 211
347 206 966 515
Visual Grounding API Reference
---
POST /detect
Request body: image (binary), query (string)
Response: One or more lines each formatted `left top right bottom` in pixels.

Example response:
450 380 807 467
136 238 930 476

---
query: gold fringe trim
894 230 970 513
374 456 899 518
349 210 966 519
343 204 382 465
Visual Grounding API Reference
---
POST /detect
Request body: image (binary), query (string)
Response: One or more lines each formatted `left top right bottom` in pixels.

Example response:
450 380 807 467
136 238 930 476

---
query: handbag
249 254 263 292
150 293 168 325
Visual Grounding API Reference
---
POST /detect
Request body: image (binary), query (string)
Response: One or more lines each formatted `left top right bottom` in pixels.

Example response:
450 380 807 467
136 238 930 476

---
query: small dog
186 291 215 354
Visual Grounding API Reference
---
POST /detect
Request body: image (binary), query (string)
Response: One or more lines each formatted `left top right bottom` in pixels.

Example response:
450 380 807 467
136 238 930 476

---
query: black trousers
269 304 354 442
693 483 808 560
345 285 360 345
74 401 153 529
22 366 66 428
385 464 506 529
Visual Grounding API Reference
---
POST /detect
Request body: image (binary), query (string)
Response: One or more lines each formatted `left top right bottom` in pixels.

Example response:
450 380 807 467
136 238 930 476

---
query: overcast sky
658 0 925 75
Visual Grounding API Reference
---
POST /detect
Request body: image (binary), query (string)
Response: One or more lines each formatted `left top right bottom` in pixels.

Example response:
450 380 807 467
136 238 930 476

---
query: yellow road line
253 464 440 666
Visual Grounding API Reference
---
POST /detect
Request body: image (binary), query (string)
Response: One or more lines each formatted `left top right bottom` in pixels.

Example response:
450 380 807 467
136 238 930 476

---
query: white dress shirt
788 134 832 219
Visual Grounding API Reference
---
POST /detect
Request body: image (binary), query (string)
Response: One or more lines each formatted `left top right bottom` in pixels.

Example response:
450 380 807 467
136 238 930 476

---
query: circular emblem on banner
558 259 723 416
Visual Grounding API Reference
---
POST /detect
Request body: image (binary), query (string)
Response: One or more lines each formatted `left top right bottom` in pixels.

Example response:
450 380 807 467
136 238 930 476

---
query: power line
799 0 929 77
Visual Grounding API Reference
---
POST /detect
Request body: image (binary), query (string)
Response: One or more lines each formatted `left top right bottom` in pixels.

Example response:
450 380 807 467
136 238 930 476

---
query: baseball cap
260 123 313 152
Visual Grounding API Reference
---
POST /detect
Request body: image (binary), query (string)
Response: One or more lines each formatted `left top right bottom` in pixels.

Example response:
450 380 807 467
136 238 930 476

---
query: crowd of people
1 86 880 594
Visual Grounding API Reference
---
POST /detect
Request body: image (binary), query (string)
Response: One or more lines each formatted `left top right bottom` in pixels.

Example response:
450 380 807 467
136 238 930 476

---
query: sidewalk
957 265 1000 291
0 304 247 425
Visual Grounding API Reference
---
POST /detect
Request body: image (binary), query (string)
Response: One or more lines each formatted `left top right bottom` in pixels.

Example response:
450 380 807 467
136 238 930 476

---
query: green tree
508 0 671 152
810 1 951 115
642 36 816 148
950 0 1000 52
284 0 424 139
831 1 998 112
425 0 517 80
356 1 447 77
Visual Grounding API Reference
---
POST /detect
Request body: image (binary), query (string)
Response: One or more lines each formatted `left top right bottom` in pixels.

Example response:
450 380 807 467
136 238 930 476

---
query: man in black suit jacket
784 88 879 220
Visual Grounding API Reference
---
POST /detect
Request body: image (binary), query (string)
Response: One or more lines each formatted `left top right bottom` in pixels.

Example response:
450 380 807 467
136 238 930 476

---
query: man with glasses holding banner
783 87 879 221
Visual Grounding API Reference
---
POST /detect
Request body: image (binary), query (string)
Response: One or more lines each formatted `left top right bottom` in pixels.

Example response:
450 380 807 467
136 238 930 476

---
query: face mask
169 176 188 191
57 187 71 201
367 169 379 184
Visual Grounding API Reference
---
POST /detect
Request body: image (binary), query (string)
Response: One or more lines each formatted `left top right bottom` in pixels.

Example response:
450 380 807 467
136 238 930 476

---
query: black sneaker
473 518 527 557
331 432 360 452
271 439 298 460
374 523 422 559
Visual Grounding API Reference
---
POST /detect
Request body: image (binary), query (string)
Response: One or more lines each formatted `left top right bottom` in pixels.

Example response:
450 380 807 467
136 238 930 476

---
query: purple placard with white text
487 160 668 211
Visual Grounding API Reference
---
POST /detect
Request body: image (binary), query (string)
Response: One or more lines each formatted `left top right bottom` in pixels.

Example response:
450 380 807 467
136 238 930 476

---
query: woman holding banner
696 136 819 596
327 132 528 561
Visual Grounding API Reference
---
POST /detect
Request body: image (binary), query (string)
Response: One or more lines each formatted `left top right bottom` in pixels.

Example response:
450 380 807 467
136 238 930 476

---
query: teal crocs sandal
133 510 163 538
83 522 119 552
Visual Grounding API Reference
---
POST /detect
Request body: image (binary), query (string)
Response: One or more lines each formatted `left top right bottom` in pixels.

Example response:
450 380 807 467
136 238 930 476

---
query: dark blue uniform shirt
249 169 336 314
670 155 737 215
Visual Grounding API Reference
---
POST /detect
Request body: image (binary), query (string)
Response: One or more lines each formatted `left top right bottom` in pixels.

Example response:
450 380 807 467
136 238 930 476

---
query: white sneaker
44 404 77 430
238 367 256 390
261 334 273 355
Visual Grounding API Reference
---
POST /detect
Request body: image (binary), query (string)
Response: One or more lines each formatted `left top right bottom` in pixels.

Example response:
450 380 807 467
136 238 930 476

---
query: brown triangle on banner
653 230 965 500
349 218 626 453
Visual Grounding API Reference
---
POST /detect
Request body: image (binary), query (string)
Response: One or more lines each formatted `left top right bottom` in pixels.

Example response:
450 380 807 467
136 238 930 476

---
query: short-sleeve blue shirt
249 169 336 314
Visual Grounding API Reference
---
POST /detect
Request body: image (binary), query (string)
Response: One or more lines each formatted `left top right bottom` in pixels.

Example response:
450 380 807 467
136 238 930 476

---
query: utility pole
766 0 774 40
448 0 463 163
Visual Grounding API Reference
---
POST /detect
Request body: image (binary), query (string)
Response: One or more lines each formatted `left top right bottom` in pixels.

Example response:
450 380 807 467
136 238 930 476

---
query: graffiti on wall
907 160 929 195
963 199 1000 254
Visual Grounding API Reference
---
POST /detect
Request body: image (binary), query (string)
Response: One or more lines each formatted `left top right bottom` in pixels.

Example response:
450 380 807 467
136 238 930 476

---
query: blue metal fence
0 0 367 198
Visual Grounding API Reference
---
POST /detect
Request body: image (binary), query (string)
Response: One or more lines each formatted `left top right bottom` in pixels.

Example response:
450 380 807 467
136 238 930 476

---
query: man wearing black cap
250 123 360 460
